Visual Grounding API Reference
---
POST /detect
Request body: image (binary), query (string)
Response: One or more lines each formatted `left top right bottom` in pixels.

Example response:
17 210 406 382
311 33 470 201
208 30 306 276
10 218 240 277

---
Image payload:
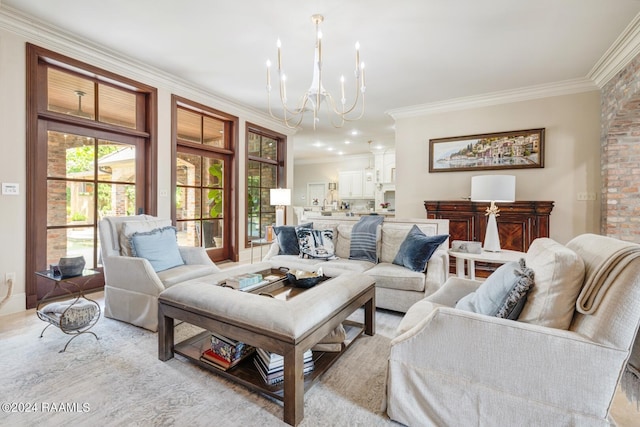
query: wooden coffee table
157 270 375 426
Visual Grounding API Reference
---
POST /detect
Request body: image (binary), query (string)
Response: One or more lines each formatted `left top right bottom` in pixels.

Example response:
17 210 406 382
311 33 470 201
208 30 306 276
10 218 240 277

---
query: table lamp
270 188 291 227
471 175 516 252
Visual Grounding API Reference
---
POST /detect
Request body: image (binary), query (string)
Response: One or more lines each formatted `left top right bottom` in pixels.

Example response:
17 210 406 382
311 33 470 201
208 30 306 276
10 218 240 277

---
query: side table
249 238 271 263
448 249 526 280
35 269 101 352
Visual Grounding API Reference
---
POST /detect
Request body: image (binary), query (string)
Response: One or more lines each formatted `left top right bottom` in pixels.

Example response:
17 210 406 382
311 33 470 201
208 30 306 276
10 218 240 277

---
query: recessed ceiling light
344 140 351 144
351 130 358 136
327 147 334 151
313 141 324 147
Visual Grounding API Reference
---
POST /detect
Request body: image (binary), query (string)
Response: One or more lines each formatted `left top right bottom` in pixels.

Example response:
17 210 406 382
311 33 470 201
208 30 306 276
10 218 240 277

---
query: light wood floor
2 290 639 425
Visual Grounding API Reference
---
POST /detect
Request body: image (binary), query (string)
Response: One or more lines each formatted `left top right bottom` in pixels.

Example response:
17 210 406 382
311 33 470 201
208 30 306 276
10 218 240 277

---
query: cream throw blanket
571 235 640 407
575 238 640 315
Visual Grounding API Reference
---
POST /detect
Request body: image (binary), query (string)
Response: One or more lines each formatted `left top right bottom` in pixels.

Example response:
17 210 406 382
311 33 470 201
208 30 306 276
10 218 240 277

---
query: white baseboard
0 292 26 316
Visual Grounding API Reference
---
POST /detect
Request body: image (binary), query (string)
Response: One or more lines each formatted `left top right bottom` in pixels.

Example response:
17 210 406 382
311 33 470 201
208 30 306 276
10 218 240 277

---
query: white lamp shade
470 175 516 202
270 188 291 206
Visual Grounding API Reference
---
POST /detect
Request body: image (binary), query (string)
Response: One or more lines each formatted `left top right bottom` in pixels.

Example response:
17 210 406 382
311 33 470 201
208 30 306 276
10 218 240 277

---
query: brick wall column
601 53 640 242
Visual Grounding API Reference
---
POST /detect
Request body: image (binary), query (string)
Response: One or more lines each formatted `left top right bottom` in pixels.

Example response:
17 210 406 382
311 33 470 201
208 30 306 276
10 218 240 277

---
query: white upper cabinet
339 169 376 199
338 171 364 198
363 169 375 197
375 151 396 183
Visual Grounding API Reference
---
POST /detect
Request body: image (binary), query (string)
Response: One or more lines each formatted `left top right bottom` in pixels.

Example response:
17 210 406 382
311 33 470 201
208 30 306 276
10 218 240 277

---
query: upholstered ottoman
157 272 376 426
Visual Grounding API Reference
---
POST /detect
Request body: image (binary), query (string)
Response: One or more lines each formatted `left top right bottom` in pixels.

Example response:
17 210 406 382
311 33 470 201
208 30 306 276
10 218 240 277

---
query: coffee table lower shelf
173 320 364 401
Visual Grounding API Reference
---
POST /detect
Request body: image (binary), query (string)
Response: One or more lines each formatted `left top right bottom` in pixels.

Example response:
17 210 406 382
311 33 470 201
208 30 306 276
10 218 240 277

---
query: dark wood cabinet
424 200 554 276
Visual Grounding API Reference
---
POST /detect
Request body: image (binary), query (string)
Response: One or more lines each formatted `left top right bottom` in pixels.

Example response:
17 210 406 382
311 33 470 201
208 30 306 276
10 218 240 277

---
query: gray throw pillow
455 258 535 320
273 222 312 255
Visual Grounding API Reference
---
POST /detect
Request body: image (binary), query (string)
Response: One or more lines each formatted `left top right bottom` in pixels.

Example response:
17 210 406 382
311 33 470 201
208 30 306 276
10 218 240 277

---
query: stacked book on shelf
253 348 314 385
199 332 255 371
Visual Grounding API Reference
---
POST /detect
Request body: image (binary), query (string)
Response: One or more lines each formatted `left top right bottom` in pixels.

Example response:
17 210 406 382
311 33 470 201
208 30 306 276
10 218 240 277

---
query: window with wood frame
26 44 157 308
246 124 286 246
172 96 237 262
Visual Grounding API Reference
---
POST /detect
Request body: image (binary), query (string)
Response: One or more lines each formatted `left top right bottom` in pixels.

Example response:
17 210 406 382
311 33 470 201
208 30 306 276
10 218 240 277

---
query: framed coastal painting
429 128 545 172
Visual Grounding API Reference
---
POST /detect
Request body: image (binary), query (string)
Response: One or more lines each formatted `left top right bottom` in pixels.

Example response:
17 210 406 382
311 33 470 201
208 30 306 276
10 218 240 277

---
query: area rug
0 306 402 426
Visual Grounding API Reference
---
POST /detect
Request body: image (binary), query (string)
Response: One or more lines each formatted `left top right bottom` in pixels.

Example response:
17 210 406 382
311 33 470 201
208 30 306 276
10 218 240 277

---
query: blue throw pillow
130 226 184 272
455 259 535 320
393 225 448 272
274 222 312 255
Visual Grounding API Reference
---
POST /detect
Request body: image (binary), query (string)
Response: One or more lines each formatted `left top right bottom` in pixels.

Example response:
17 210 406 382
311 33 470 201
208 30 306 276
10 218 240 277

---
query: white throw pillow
518 238 585 329
296 227 337 260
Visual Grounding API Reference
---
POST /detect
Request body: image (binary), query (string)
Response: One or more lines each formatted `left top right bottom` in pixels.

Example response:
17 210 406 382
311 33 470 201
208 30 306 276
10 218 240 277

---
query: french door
32 122 146 302
175 147 230 261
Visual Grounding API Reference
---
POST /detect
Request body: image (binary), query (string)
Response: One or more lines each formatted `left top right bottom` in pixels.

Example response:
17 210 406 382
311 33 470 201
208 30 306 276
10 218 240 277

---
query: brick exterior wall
601 52 640 242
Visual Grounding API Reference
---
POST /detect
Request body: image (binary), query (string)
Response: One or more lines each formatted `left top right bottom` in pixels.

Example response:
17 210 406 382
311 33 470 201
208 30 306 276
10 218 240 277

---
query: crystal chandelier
265 14 366 130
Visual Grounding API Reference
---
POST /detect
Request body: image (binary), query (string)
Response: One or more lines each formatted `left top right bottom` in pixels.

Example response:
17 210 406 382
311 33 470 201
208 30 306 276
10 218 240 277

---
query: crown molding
386 78 598 119
0 5 294 136
588 12 640 88
388 13 640 120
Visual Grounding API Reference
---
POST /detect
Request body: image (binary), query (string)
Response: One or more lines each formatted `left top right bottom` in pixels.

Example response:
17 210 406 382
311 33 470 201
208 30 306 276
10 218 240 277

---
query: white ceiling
4 0 640 159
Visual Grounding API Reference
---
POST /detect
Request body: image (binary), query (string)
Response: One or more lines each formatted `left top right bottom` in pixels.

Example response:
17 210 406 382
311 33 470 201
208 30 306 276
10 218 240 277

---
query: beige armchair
386 234 640 426
99 215 219 331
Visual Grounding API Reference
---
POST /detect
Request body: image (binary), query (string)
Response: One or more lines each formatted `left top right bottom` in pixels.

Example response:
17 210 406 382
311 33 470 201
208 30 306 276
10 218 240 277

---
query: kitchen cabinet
363 170 375 198
338 170 375 199
338 171 363 198
375 151 395 184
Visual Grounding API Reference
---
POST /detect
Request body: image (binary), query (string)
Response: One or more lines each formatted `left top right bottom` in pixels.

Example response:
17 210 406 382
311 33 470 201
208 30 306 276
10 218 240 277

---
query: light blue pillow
130 226 184 272
393 225 448 272
455 259 535 320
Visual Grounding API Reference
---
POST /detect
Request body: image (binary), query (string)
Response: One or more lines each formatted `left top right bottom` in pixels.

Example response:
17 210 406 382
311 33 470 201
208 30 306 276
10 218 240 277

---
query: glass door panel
175 151 227 253
176 187 201 220
46 130 138 271
176 220 199 247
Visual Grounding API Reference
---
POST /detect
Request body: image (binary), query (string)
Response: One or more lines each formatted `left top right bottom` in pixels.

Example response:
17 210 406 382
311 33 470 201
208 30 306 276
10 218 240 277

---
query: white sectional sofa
262 217 450 313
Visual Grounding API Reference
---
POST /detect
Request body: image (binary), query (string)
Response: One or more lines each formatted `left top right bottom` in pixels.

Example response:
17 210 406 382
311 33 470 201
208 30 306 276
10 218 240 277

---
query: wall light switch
577 192 597 201
1 183 19 195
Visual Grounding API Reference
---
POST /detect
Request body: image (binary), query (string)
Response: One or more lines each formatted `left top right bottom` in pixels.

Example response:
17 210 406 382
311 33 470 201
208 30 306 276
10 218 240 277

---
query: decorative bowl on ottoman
58 255 86 278
286 269 328 288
